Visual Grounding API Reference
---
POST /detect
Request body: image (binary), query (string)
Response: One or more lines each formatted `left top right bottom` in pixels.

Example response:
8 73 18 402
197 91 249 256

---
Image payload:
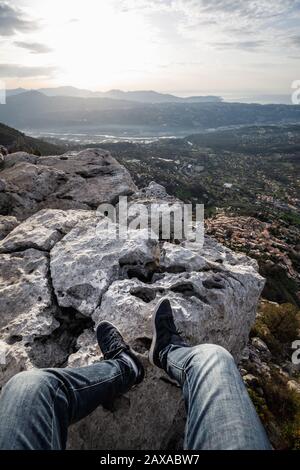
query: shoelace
103 330 123 351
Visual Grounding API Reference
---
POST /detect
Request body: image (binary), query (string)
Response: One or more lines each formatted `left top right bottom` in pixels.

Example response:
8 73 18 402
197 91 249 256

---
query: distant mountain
6 86 223 103
99 89 223 103
6 88 27 97
1 91 300 134
38 86 96 98
0 121 64 155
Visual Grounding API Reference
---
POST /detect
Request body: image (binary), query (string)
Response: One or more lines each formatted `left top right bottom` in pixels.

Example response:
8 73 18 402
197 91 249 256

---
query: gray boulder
0 162 66 218
0 145 8 156
0 149 137 219
0 215 19 240
3 151 38 169
0 249 57 339
0 209 95 252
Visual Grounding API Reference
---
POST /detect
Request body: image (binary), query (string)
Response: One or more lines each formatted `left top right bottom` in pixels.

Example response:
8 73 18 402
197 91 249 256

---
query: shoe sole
149 297 169 367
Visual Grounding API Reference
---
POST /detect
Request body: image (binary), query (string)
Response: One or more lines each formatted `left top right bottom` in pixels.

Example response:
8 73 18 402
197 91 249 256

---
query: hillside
1 92 300 134
0 122 64 155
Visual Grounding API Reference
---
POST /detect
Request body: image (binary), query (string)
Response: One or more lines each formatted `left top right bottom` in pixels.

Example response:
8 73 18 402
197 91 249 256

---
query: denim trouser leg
0 358 136 450
163 344 272 450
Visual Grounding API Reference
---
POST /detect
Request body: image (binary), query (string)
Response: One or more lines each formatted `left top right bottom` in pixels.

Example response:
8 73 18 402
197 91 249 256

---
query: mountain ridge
6 86 223 103
1 91 300 133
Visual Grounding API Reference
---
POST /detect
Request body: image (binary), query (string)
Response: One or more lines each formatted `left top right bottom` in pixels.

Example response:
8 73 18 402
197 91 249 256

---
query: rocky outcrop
0 149 266 450
0 149 137 219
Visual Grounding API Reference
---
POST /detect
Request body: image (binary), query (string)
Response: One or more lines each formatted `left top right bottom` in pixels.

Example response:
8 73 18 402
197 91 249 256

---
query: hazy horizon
4 85 295 105
1 0 300 99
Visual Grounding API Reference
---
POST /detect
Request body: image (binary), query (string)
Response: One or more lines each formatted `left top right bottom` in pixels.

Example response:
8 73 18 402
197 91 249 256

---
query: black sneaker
96 321 144 384
149 298 187 370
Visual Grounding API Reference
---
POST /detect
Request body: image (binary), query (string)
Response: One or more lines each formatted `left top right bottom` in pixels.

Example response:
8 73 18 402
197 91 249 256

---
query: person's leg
164 344 272 450
149 298 271 450
0 358 134 450
0 321 144 450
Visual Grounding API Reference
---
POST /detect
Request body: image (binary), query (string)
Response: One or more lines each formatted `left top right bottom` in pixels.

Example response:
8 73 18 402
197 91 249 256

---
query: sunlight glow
19 0 159 89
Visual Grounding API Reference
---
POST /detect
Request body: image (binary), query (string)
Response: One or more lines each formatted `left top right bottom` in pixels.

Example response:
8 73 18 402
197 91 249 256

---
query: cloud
119 0 299 20
212 40 267 51
0 64 57 78
187 0 297 19
290 35 300 46
14 41 52 54
0 2 37 36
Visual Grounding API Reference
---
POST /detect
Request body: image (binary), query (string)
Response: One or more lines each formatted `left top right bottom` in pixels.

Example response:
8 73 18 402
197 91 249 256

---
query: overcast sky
1 0 300 97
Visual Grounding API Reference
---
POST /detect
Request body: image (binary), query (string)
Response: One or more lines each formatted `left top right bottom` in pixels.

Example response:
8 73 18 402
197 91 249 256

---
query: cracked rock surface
0 149 265 450
0 148 137 219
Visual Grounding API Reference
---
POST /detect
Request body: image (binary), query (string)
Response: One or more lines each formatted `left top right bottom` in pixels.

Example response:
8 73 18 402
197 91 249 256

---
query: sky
0 0 300 98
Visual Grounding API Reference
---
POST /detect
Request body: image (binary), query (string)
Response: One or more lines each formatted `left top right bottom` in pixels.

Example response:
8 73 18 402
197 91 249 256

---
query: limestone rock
50 220 159 316
40 150 136 208
0 209 95 253
0 342 33 389
93 239 264 360
0 149 137 219
0 162 66 218
0 215 19 240
133 181 175 200
161 242 210 272
3 151 38 169
0 145 8 156
0 249 57 340
68 361 186 450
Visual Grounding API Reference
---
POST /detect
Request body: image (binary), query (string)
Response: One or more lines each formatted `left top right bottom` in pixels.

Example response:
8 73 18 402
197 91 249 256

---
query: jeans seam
71 372 123 392
184 371 192 448
51 382 66 449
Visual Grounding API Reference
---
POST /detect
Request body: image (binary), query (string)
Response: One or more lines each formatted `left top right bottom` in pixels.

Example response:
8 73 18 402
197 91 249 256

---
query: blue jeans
0 344 271 450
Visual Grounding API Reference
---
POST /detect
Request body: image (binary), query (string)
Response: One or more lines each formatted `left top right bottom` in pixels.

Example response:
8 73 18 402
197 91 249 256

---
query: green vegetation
252 302 300 357
0 122 64 155
248 302 300 449
249 371 300 449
